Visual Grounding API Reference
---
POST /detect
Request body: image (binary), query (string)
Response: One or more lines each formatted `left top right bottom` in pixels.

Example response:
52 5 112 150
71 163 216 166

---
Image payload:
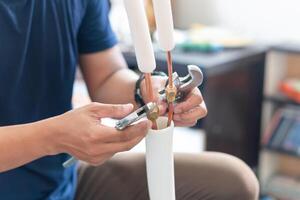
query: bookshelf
259 45 300 199
264 94 299 106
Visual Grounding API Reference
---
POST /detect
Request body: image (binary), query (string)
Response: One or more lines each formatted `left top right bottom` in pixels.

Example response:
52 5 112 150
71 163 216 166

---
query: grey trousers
75 152 259 200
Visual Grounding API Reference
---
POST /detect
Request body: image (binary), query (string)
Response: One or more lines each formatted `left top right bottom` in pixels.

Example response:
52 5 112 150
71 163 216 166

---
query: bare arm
0 46 151 173
79 46 139 107
0 119 56 172
0 103 150 172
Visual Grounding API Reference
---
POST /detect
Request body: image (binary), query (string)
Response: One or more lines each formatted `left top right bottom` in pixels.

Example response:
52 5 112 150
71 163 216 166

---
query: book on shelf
262 106 300 156
279 79 300 104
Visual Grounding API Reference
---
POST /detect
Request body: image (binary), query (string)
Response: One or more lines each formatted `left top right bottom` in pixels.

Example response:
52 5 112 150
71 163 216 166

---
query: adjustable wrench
159 65 204 102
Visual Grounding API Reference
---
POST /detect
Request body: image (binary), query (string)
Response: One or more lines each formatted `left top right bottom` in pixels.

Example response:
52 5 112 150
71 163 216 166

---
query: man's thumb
91 103 134 119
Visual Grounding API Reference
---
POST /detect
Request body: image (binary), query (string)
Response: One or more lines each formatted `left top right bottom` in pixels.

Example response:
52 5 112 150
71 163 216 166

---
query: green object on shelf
177 41 223 53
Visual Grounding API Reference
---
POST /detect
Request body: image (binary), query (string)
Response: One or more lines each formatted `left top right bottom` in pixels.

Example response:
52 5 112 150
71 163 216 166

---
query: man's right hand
48 103 151 166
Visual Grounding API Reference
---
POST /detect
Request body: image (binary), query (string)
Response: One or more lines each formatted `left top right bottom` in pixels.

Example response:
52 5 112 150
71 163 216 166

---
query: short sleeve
77 0 118 54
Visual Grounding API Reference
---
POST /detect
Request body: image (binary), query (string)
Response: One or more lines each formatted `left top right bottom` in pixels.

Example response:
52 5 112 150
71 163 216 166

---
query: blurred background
73 1 300 199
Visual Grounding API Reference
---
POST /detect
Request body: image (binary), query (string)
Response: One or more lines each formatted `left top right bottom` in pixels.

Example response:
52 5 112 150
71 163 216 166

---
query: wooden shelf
263 94 300 106
260 47 300 197
271 43 300 54
263 146 300 159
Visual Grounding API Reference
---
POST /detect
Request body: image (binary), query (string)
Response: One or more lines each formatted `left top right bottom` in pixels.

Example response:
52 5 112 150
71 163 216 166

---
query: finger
152 81 166 102
72 151 113 166
102 120 151 153
102 133 145 154
66 147 110 164
88 153 114 166
174 89 203 114
66 149 89 160
115 120 151 143
99 120 151 143
89 102 134 119
173 105 207 122
74 120 148 159
173 120 197 127
141 76 167 103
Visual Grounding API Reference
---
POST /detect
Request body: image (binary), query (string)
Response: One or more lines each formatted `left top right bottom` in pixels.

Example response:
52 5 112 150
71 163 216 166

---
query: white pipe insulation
123 0 156 73
124 1 176 199
146 117 175 200
152 0 175 51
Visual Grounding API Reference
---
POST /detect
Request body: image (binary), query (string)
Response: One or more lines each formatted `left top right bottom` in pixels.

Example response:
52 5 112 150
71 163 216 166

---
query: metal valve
159 65 203 102
147 103 160 121
165 85 177 103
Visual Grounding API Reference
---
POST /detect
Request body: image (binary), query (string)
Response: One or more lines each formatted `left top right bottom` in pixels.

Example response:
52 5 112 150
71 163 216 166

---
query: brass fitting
147 103 160 121
165 85 177 103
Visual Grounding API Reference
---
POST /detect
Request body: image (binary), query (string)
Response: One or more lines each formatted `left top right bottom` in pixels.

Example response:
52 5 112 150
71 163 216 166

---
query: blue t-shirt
0 0 117 199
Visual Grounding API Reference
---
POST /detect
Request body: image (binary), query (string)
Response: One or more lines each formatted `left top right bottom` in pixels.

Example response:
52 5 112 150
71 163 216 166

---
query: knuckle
87 102 102 114
203 108 208 117
195 95 203 105
89 102 100 109
200 104 208 117
79 135 91 150
82 131 97 146
178 113 186 120
111 105 121 113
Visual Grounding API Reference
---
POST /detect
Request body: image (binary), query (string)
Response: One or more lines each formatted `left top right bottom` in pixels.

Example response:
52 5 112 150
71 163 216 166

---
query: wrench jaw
159 65 204 102
115 102 159 130
179 65 203 92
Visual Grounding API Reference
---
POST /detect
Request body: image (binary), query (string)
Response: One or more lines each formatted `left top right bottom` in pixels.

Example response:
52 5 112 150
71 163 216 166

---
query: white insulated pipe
123 0 156 73
152 0 175 51
146 117 175 200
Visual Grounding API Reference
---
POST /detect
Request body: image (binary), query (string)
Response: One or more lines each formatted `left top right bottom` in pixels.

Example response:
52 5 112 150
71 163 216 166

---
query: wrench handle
63 156 78 168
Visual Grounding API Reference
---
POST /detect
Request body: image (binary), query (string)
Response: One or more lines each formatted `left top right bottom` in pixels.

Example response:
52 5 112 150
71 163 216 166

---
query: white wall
173 0 300 42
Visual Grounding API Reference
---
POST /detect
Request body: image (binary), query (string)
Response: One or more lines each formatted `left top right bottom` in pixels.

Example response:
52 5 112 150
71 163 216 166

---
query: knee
214 153 259 200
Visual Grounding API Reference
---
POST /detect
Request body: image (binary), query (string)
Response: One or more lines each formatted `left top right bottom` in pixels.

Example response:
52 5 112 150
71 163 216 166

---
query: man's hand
51 103 151 166
140 76 207 127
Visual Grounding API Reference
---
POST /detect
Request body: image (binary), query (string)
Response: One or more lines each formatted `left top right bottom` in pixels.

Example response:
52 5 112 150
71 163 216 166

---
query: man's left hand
140 76 207 127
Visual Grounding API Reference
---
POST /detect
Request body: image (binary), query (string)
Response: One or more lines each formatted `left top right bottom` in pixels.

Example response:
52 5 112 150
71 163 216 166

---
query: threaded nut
147 105 160 121
165 85 177 103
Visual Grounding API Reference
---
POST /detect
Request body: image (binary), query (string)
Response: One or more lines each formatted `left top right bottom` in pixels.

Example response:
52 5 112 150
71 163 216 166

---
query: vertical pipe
145 73 158 129
124 0 158 128
124 0 156 73
146 117 175 200
151 0 175 51
167 51 174 126
151 0 176 126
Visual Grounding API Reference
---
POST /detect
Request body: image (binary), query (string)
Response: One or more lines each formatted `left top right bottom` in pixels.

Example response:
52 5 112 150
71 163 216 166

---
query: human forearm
79 46 140 108
0 103 151 172
0 119 57 172
91 68 139 107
